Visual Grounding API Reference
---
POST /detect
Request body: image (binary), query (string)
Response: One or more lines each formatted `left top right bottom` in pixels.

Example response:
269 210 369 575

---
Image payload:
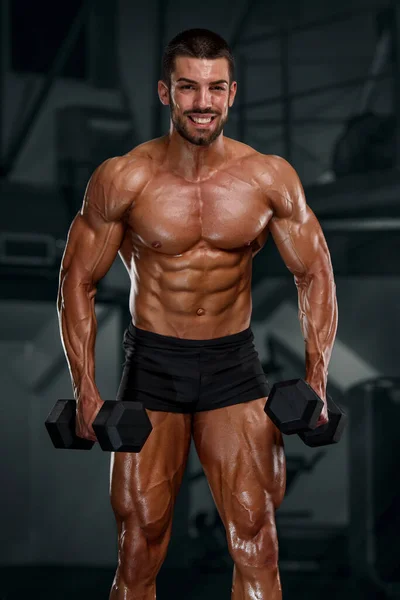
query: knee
112 483 173 544
117 521 171 587
118 503 173 553
115 500 174 581
227 510 279 569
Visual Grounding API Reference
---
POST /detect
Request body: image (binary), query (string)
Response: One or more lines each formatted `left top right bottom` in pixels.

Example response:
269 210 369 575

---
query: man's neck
164 128 227 182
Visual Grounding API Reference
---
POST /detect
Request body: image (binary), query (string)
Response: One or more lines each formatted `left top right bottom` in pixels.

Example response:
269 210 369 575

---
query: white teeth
192 117 212 123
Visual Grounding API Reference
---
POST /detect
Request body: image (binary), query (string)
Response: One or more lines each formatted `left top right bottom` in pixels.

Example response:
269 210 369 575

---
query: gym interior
1 0 399 598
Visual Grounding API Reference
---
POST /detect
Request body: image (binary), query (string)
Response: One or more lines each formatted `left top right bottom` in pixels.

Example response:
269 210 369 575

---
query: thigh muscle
110 410 192 535
192 398 286 530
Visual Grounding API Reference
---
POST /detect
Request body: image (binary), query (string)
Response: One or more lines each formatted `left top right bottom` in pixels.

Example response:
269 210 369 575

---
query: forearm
57 275 100 402
295 267 338 400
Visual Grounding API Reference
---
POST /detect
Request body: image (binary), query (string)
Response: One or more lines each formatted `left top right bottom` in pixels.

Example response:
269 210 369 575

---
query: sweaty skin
57 56 337 600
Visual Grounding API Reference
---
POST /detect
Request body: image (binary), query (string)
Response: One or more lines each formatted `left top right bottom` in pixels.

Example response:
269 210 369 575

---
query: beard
170 103 229 147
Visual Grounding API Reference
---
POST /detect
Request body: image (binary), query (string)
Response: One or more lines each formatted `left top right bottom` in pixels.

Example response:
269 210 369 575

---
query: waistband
125 321 253 350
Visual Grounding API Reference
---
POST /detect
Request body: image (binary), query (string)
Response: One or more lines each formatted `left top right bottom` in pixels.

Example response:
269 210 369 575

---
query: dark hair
162 28 235 86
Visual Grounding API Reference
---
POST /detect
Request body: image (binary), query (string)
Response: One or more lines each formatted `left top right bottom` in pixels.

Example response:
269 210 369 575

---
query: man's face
159 56 237 146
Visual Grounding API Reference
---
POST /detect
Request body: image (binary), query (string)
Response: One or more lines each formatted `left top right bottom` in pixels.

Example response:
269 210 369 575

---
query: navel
196 308 205 316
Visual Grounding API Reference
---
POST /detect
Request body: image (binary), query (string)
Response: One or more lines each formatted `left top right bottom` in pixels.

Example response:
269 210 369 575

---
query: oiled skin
57 66 337 600
120 139 270 337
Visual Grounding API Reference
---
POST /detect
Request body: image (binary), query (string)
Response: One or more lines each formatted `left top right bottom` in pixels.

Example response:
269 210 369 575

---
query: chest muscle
127 172 271 255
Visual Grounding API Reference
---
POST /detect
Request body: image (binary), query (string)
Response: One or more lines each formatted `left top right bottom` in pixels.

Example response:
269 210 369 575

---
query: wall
1 0 397 572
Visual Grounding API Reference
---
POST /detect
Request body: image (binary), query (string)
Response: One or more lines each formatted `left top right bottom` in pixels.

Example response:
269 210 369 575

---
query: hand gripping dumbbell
264 379 347 447
45 399 153 452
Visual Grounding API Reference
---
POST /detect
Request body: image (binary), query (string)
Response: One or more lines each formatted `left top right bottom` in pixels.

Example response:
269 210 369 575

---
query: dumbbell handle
299 395 347 447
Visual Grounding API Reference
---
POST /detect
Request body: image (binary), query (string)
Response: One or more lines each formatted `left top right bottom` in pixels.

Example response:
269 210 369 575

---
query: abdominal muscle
122 242 254 340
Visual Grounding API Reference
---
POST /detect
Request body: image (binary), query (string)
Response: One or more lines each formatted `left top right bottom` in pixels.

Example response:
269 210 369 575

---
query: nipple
152 241 162 248
245 240 252 247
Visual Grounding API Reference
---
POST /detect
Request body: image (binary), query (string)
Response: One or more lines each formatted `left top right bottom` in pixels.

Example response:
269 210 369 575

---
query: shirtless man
57 28 337 600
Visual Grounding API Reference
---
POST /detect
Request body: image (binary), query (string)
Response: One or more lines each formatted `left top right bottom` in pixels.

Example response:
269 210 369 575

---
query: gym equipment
348 378 400 591
332 112 395 178
298 394 347 447
45 399 152 452
264 379 323 434
264 378 346 447
92 401 152 452
45 400 94 450
332 10 395 179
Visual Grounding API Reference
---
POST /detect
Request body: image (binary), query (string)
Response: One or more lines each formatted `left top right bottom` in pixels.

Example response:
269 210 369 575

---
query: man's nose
195 87 212 110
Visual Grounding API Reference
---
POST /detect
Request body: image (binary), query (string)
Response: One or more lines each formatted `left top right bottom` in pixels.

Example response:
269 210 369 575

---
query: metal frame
153 0 169 138
238 5 384 48
393 1 400 167
0 1 7 162
229 1 397 168
0 0 94 177
234 71 390 112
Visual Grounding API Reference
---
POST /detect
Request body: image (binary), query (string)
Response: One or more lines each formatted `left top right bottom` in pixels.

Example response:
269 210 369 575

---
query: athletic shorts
116 322 271 413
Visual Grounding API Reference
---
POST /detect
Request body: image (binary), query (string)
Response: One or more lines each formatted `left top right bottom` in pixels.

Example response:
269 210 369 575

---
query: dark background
1 0 399 598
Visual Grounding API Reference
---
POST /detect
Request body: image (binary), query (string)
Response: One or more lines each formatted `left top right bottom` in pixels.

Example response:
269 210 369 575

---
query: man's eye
180 85 225 91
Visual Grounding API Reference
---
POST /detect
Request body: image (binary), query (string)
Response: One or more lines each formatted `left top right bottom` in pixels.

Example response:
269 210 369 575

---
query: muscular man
57 29 337 600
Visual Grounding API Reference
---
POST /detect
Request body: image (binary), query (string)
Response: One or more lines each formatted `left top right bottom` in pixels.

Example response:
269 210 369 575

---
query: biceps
269 208 332 277
61 213 126 285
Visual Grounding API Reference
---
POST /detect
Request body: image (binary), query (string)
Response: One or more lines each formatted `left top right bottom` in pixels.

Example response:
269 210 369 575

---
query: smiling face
158 56 237 146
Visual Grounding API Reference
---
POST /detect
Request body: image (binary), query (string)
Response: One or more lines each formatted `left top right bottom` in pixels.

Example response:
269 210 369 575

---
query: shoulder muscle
254 154 307 221
81 154 151 225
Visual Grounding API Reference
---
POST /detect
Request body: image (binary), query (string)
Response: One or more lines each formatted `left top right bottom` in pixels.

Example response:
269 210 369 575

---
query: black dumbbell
264 378 346 446
264 379 323 434
45 399 152 452
298 394 347 447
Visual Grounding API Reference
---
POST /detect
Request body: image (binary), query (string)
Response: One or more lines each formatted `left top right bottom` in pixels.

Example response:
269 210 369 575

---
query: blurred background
1 0 399 598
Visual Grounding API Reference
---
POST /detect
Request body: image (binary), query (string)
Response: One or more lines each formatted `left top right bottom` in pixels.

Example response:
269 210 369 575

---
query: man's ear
228 81 237 108
158 80 170 106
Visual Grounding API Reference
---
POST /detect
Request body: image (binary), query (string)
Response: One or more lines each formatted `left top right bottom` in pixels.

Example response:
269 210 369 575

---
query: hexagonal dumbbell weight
92 401 152 452
45 400 95 450
264 379 324 434
45 399 152 452
264 378 346 447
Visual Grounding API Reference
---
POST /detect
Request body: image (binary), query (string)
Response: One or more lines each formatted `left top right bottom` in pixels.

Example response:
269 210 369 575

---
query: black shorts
116 323 270 413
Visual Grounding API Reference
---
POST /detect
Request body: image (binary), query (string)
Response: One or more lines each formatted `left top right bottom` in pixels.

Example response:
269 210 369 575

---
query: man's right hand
76 398 103 442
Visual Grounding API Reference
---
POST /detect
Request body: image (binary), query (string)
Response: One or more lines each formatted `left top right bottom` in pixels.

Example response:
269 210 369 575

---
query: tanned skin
57 56 337 599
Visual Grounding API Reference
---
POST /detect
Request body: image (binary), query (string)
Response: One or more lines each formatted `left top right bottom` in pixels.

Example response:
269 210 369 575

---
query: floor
0 565 389 600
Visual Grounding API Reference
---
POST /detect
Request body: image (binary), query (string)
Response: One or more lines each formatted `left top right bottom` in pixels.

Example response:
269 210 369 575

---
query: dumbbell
45 399 153 452
298 394 347 447
264 378 346 447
